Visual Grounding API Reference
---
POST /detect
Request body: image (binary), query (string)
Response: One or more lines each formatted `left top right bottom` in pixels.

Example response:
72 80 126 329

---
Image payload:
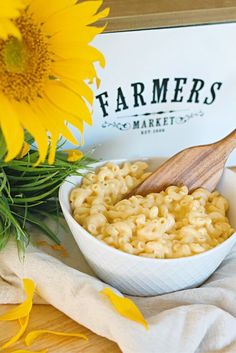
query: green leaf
0 146 96 252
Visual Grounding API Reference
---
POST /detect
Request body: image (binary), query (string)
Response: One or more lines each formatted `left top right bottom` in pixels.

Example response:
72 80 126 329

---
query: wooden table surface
0 304 121 353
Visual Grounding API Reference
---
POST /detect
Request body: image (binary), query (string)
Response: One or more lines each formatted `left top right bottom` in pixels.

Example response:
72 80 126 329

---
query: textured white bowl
59 159 236 296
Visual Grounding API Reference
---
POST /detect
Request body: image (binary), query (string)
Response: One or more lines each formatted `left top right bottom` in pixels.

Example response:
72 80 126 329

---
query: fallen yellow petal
63 149 84 162
100 287 148 329
50 244 69 257
25 330 88 346
36 240 50 247
0 279 35 349
1 315 29 349
0 279 35 321
10 350 48 353
50 244 65 251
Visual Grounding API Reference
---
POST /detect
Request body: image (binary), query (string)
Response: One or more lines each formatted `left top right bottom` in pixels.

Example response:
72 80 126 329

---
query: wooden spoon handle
215 129 236 154
125 129 236 198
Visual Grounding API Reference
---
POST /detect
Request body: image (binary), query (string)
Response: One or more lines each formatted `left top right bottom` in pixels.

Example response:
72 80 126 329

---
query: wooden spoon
127 129 236 197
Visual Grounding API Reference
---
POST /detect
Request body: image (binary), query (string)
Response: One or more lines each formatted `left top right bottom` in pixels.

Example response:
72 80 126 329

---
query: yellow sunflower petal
11 349 48 353
0 94 24 161
51 24 106 47
25 330 88 346
44 82 92 126
0 19 22 40
64 115 84 136
61 79 94 106
91 7 109 24
47 134 58 165
14 89 78 167
0 279 35 349
69 0 105 22
34 99 78 146
100 288 148 329
28 0 75 23
1 0 25 18
38 99 84 142
16 142 30 159
0 279 35 321
96 77 101 89
0 0 25 40
53 45 105 68
52 60 97 82
1 315 29 350
13 101 49 164
43 1 108 33
63 149 84 162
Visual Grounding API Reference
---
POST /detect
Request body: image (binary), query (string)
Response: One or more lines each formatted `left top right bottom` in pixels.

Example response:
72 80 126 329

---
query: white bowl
59 159 236 296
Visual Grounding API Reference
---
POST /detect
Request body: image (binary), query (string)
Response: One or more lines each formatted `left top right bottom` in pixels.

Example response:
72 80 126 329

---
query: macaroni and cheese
70 161 235 259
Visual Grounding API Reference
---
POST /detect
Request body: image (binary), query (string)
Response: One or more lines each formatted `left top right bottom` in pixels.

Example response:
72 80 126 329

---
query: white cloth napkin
1 219 236 353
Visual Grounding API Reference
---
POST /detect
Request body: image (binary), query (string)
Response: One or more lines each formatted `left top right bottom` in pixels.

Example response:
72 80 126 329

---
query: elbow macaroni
70 161 235 259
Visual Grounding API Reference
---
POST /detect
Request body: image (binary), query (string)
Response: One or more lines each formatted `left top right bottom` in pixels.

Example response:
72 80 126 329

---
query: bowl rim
59 160 236 264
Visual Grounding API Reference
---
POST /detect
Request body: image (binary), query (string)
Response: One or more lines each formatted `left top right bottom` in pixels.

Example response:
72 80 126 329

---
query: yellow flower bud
64 150 84 162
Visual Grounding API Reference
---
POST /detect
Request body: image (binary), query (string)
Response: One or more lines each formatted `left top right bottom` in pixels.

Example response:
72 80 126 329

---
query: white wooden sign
71 23 236 165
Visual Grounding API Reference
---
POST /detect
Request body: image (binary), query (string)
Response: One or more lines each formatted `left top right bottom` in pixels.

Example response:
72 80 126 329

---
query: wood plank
0 305 121 353
102 0 236 32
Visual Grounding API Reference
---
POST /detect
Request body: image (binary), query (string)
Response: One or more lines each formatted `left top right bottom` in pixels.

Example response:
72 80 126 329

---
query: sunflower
0 0 109 164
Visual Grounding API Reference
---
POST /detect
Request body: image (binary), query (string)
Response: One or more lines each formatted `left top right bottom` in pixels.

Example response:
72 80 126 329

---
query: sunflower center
2 38 28 73
0 11 53 102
